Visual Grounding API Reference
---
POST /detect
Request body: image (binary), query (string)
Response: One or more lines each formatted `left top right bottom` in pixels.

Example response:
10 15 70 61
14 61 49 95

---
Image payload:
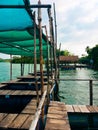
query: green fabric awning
0 0 50 58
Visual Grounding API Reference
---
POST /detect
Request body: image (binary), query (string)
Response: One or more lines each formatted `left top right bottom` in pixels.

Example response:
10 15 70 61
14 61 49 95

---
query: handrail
59 78 98 105
59 78 98 81
29 90 47 130
50 83 55 94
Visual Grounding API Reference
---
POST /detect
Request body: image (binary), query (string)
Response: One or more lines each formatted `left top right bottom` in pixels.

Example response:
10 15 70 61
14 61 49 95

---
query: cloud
30 0 98 57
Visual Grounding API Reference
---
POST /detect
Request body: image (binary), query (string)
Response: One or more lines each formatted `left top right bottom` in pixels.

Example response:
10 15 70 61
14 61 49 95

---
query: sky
1 0 98 58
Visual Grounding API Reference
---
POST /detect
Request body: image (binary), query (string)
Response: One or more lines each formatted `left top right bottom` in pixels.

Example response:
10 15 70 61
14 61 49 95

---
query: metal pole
89 80 93 105
34 11 39 106
10 55 12 80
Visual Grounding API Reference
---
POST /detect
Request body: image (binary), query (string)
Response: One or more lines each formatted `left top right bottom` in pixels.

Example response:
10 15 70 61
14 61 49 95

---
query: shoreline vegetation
1 44 98 70
0 58 10 62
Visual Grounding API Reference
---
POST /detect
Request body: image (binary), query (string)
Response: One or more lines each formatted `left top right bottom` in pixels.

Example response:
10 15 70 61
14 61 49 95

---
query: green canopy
0 0 50 58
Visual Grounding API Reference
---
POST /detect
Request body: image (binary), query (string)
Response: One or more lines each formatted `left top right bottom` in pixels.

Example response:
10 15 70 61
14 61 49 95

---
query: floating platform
45 102 98 130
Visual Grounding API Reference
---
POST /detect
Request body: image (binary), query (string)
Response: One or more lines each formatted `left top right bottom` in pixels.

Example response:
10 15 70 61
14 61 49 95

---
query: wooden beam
0 5 51 9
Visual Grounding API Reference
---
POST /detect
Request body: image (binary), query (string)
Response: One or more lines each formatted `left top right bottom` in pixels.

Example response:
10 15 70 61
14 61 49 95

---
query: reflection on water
59 68 98 105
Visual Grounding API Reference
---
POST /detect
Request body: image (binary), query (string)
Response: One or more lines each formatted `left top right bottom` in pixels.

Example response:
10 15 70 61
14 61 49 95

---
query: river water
0 62 98 105
59 69 98 105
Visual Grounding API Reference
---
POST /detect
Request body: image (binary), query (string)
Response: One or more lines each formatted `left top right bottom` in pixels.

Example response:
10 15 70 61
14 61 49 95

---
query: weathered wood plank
9 114 29 129
1 81 47 85
0 90 11 95
22 108 36 114
0 114 17 128
21 115 34 129
73 105 81 112
92 106 98 112
0 90 40 96
78 105 89 113
0 113 7 122
11 90 21 95
25 105 37 110
28 91 41 96
45 101 71 130
87 105 96 112
45 117 70 130
49 101 65 107
48 108 66 115
0 84 7 88
47 113 67 120
66 105 74 112
17 75 47 79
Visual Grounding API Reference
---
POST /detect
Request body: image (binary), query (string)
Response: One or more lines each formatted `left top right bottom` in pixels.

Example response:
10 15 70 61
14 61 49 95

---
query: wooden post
58 43 61 80
20 56 24 76
38 0 44 124
28 64 30 73
20 56 23 76
38 0 44 96
44 25 50 104
89 80 93 105
10 55 12 80
53 3 57 49
48 8 53 79
34 11 39 106
48 8 59 99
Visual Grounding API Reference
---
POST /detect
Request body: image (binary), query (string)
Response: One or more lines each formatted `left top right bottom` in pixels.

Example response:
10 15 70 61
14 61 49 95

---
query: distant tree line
79 45 98 70
0 58 10 62
11 50 72 64
11 56 40 64
56 49 73 57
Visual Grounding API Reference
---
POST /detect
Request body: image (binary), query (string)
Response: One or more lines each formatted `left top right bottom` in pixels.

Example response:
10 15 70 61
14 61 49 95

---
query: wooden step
45 101 71 130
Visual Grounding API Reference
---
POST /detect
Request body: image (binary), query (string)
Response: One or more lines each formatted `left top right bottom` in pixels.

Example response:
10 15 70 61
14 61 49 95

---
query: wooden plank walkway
66 105 98 113
0 99 37 129
45 101 71 130
17 75 48 80
0 90 41 96
0 75 49 129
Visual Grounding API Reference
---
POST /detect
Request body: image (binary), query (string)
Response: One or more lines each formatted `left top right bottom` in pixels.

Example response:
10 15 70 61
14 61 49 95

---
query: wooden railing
29 90 47 130
59 79 98 105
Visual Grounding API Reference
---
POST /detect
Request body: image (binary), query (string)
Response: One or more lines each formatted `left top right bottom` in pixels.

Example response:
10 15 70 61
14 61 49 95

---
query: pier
45 102 98 130
0 0 98 130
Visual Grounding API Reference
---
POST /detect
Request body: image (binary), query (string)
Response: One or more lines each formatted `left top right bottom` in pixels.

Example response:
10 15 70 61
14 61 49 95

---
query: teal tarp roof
0 0 50 58
0 0 33 31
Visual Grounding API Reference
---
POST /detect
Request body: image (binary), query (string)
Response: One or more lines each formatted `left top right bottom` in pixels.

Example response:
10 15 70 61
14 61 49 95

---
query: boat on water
0 0 98 130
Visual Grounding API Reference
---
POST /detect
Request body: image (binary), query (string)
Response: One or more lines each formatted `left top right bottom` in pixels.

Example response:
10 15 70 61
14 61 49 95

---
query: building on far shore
59 56 79 70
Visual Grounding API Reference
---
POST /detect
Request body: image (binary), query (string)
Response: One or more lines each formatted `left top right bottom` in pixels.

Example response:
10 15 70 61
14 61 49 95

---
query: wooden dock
0 74 49 130
66 105 98 113
45 101 71 130
45 102 98 130
0 99 37 129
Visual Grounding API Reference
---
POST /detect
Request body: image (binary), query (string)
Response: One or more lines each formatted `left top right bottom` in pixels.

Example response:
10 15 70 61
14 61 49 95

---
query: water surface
59 69 98 105
0 63 98 105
